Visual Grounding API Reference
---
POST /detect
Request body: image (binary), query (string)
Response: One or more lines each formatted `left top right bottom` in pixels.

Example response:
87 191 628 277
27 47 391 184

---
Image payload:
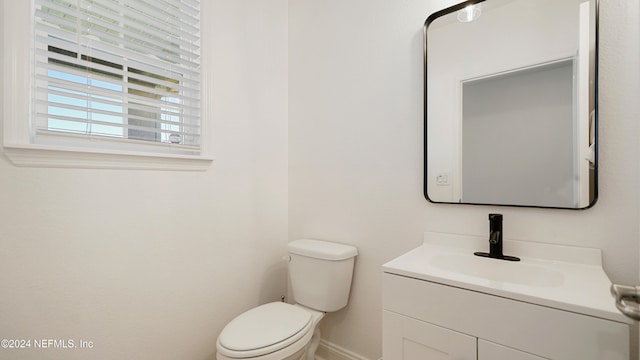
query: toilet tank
287 239 358 312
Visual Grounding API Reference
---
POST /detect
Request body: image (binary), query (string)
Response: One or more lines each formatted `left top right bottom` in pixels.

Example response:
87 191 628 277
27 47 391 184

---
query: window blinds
33 0 201 151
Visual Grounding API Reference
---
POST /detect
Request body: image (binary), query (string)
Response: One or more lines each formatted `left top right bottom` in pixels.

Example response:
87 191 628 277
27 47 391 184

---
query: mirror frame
423 0 599 210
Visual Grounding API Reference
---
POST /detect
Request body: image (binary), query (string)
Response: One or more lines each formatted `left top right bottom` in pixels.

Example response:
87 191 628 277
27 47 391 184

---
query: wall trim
3 144 213 171
315 339 374 360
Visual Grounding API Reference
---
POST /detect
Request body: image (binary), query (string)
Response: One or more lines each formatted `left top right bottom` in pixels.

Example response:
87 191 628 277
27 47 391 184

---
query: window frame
2 0 213 171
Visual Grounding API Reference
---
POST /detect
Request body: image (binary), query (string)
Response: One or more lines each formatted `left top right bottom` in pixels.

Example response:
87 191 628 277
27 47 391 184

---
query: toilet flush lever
611 283 640 320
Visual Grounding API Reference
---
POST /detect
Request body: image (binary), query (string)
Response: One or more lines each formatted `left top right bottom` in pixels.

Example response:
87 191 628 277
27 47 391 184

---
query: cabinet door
383 310 476 360
478 339 546 360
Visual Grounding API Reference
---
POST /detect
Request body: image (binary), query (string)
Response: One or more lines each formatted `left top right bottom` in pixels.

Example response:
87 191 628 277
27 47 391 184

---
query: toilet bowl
216 239 358 360
216 302 324 360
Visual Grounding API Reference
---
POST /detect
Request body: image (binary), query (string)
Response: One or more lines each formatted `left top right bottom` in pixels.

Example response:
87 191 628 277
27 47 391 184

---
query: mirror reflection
425 0 597 209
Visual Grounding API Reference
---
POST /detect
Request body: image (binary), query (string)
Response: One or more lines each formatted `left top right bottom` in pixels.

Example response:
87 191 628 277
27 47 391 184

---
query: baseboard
314 339 374 360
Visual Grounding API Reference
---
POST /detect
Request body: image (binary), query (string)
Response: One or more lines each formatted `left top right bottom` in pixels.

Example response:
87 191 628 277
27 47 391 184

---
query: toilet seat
217 302 314 358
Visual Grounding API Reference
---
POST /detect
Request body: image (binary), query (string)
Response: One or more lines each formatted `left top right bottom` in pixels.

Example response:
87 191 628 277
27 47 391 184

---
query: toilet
216 239 358 360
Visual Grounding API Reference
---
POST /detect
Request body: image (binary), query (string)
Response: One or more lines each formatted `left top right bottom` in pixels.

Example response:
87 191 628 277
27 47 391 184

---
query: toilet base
282 347 306 360
305 326 321 360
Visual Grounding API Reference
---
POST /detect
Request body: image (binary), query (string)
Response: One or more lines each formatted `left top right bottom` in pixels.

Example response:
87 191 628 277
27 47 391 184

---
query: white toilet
216 239 358 360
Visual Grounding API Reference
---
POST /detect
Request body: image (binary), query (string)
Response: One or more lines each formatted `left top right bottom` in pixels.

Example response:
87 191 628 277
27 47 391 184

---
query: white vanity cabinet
382 233 631 360
382 273 628 360
478 340 546 360
383 309 545 360
383 310 476 359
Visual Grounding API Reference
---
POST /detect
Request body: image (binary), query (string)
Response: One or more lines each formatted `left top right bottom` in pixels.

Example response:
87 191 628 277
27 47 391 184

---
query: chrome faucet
474 213 520 261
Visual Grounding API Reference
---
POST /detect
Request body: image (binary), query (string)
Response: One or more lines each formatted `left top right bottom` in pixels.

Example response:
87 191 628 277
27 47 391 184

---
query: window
35 0 201 151
2 0 211 170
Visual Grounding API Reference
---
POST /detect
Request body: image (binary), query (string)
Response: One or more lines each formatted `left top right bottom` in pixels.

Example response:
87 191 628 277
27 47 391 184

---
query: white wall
0 1 289 359
289 1 640 359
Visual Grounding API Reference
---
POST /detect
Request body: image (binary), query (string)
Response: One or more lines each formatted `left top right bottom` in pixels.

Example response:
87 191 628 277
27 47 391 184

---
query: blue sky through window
47 69 124 137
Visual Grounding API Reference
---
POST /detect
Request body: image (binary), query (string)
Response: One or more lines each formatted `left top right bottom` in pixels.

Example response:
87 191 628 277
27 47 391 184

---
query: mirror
425 0 598 209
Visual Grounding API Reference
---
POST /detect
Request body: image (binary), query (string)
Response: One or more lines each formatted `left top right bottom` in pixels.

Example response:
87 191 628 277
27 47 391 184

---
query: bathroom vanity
382 233 631 360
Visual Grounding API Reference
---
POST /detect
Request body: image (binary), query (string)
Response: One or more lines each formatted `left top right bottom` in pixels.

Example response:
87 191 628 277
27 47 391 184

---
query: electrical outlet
435 173 450 186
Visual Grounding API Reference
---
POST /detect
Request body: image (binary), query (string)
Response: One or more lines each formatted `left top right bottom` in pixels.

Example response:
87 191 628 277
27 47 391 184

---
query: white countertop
382 232 630 324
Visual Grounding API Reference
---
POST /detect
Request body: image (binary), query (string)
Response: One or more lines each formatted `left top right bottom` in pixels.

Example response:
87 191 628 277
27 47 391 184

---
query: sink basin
382 232 629 324
430 252 565 287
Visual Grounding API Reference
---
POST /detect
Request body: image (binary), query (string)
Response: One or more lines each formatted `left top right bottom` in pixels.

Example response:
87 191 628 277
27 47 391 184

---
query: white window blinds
33 0 201 153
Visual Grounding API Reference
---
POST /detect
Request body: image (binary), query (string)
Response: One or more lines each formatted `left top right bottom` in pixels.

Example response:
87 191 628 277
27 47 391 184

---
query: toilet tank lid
288 239 358 260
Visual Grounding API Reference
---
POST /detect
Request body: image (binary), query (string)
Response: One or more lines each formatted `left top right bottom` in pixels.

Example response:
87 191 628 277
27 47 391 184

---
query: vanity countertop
382 232 630 324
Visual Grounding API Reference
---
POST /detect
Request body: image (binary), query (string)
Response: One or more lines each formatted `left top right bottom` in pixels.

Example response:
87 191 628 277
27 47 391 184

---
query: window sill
3 144 214 171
